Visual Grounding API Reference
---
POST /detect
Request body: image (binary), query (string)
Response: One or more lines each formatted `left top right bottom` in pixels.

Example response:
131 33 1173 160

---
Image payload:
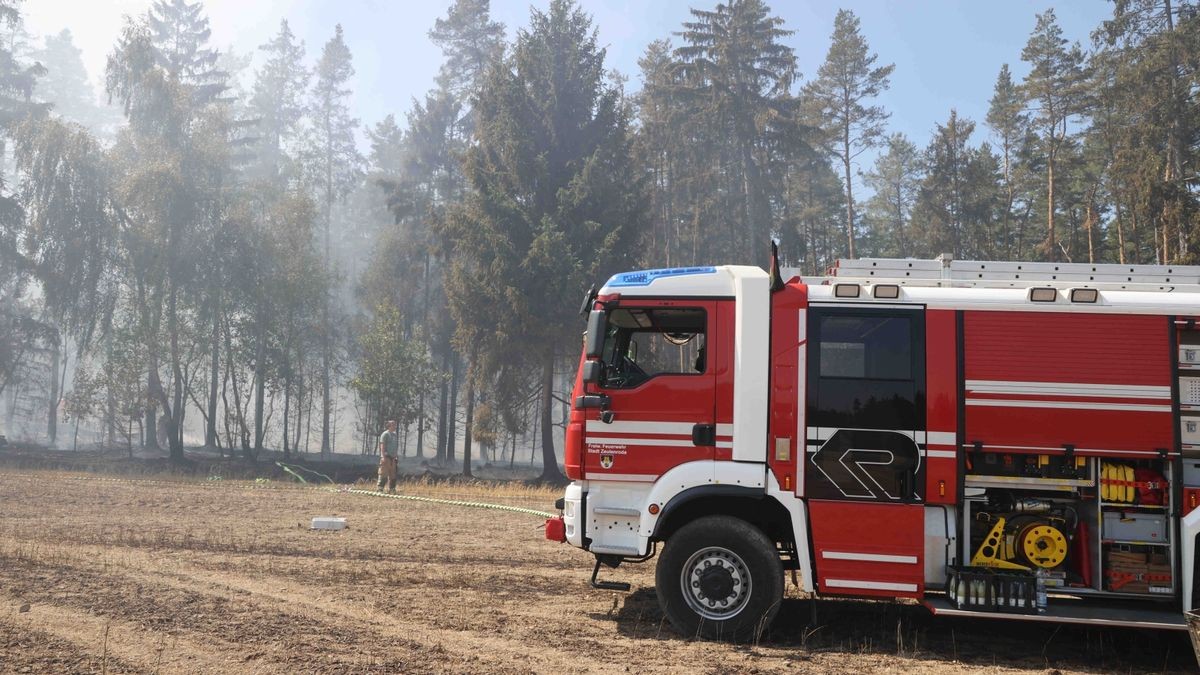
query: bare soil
0 468 1194 674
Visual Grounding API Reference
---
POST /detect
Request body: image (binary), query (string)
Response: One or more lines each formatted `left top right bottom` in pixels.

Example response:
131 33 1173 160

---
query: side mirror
584 310 606 359
581 360 602 384
578 284 597 316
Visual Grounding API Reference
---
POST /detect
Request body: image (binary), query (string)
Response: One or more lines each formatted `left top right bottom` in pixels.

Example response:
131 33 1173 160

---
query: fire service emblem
599 455 614 469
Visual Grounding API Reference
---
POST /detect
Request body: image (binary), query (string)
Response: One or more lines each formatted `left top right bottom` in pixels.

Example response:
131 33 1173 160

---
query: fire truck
544 255 1200 640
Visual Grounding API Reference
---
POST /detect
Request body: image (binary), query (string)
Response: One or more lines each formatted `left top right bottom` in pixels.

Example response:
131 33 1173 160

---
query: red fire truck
545 255 1200 640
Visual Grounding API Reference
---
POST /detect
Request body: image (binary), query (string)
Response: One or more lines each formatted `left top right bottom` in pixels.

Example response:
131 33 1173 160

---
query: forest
0 0 1196 481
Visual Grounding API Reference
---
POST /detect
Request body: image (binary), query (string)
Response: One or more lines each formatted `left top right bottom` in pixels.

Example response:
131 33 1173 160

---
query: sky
23 0 1113 166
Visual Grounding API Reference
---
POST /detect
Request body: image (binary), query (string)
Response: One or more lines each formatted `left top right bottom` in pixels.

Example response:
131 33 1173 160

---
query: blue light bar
605 266 717 288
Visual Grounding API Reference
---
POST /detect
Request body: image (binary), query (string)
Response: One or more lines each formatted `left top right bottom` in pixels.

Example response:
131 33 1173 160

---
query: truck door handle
692 424 716 447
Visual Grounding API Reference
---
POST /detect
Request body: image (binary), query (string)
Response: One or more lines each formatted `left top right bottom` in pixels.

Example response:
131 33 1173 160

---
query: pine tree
985 64 1031 259
786 152 845 273
31 29 112 133
442 0 646 481
0 0 44 299
0 0 46 136
1020 9 1090 261
249 20 308 185
428 0 505 101
673 0 799 264
145 0 226 103
861 133 920 257
911 110 977 257
384 0 504 469
805 9 894 259
305 24 363 455
367 114 403 178
1095 0 1199 263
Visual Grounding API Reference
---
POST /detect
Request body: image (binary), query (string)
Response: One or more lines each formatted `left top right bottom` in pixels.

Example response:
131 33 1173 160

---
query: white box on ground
311 516 347 531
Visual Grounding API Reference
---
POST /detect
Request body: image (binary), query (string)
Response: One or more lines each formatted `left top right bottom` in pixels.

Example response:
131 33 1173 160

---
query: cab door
804 305 927 599
582 300 717 481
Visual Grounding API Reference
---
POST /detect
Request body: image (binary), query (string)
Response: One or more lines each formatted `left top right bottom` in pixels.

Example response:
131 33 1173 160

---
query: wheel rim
680 545 752 621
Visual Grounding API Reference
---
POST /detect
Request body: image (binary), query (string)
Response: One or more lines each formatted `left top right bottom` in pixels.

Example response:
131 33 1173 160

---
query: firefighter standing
377 420 399 493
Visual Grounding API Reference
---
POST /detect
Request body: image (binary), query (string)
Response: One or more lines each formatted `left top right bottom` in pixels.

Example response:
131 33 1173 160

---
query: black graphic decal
809 429 922 501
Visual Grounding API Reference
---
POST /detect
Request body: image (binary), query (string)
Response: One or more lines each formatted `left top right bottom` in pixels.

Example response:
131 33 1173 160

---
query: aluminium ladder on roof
817 257 1200 292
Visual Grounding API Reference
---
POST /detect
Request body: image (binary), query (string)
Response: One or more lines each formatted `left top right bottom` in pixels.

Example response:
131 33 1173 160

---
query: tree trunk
843 122 856 259
145 397 158 450
538 353 563 482
738 137 762 263
1046 150 1057 262
1115 200 1127 265
530 401 538 467
295 370 305 453
304 373 313 453
205 302 220 448
416 390 425 460
105 339 116 448
463 375 475 478
435 349 449 463
1163 0 1186 263
46 337 60 445
1002 137 1014 258
320 323 331 455
319 106 338 458
282 366 291 459
166 285 185 462
1084 187 1099 264
253 312 266 455
447 355 460 464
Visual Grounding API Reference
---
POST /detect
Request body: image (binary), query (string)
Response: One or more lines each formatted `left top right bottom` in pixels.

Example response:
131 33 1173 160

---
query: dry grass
0 468 1194 674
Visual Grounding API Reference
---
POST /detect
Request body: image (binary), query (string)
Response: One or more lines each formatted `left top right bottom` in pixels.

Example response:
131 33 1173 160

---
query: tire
655 515 783 642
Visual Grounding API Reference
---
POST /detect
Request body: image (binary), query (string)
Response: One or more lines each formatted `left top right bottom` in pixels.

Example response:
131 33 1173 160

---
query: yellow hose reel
971 516 1068 570
1016 523 1068 568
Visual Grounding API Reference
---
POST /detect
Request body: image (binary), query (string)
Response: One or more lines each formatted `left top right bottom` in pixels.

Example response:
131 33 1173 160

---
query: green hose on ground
344 488 556 519
0 471 555 519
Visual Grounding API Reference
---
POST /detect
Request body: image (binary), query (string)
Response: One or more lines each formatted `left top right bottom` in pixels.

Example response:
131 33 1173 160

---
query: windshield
598 307 706 388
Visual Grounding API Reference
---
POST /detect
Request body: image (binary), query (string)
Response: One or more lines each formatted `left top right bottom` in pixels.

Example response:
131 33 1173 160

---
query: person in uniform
377 420 399 493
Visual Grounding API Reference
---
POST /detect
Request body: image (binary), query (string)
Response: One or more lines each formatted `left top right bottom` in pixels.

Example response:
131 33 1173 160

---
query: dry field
0 469 1195 674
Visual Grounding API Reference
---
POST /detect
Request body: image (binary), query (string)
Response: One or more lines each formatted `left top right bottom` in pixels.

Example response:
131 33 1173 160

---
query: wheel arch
651 485 794 547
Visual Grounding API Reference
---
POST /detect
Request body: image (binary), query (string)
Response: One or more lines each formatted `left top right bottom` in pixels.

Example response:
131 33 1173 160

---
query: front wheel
655 515 783 641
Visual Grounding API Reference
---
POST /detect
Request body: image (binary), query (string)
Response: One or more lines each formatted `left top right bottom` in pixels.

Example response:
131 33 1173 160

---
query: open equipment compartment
962 458 1095 595
960 455 1178 601
1097 458 1174 596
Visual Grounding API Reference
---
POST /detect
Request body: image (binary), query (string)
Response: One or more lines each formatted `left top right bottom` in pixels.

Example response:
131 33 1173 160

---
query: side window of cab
598 307 706 389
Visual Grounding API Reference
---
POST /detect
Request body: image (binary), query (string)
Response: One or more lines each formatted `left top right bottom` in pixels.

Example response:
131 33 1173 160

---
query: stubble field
0 468 1195 674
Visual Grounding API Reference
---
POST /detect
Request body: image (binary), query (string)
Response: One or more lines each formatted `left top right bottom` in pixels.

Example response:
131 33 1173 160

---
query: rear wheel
655 515 783 641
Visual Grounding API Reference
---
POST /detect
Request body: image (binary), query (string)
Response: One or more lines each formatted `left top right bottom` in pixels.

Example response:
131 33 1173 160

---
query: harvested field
0 468 1194 674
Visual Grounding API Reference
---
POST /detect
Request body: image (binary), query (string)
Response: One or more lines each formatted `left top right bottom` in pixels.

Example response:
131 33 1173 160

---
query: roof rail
786 258 1200 293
